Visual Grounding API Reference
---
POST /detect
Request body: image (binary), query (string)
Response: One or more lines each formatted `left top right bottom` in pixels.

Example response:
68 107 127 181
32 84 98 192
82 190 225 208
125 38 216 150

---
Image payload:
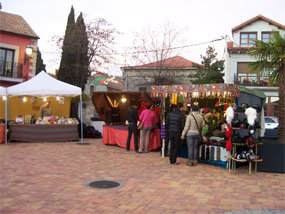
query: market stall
5 71 83 143
151 83 265 171
102 125 161 151
92 91 161 151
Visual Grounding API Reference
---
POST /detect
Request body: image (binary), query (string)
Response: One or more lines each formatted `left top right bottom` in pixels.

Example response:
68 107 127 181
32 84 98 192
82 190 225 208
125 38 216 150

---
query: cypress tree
35 47 46 74
57 6 76 84
74 13 90 90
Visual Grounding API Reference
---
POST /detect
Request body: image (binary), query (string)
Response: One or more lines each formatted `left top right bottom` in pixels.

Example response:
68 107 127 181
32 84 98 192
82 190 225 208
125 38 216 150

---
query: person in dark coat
166 103 185 165
126 103 139 152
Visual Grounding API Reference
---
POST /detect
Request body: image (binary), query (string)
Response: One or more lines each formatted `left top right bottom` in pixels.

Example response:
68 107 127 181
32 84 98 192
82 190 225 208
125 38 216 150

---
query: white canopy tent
0 86 6 96
5 71 83 144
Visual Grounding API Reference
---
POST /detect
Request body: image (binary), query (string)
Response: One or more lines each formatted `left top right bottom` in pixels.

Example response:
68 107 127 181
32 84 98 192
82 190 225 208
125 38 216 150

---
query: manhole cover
84 180 124 190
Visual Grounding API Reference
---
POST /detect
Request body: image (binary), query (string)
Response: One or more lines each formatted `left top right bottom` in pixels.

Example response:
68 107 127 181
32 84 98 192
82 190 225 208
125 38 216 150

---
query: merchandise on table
14 115 79 125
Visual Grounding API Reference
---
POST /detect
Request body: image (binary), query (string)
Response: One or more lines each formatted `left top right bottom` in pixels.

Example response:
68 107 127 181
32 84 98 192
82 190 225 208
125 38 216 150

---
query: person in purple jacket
138 104 159 153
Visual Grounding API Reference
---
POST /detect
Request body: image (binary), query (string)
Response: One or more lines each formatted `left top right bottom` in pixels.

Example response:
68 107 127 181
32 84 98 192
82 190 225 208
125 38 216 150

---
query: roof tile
122 56 202 69
0 11 39 39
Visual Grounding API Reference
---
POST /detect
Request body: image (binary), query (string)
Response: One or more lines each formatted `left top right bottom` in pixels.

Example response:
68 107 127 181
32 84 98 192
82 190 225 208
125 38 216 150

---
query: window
0 48 15 76
262 32 271 43
90 85 94 93
265 118 276 123
139 87 147 91
237 62 272 86
240 32 257 47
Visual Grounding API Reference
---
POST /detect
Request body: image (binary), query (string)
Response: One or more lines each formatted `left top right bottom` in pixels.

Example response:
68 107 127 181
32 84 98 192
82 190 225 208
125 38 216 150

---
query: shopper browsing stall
166 103 185 165
125 103 139 152
138 105 158 153
181 105 205 166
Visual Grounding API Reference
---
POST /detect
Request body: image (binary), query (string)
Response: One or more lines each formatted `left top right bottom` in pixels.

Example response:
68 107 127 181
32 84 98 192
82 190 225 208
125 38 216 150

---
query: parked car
264 116 279 129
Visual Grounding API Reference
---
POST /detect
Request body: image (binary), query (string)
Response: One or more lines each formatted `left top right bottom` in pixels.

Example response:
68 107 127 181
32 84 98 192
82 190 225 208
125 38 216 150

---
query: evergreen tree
57 7 90 91
74 13 90 90
193 46 224 84
35 47 46 74
57 6 76 85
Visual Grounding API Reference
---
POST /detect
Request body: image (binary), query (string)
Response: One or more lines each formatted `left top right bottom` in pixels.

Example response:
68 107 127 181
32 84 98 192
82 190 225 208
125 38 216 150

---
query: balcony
0 61 23 79
234 74 277 87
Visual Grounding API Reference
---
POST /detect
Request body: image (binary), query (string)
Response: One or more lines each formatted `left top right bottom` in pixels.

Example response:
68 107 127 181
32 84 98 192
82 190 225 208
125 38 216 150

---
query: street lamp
24 45 33 64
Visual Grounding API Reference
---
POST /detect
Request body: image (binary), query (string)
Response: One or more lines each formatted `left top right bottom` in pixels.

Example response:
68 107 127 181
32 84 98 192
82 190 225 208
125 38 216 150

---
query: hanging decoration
151 84 240 98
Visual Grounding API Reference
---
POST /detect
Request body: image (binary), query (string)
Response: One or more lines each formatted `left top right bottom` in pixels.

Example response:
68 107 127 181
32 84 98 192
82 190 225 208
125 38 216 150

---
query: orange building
0 11 39 87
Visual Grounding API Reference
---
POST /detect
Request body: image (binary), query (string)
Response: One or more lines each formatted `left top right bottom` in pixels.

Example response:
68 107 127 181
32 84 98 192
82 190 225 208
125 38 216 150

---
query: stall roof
7 71 81 97
92 91 153 123
239 85 266 99
0 86 6 96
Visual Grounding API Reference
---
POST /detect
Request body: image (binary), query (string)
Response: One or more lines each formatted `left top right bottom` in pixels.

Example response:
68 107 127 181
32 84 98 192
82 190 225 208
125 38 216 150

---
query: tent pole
5 96 7 144
161 98 165 157
80 94 83 144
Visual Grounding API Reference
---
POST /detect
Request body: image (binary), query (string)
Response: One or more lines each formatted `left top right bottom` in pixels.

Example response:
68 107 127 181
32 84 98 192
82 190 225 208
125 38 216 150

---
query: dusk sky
2 0 285 76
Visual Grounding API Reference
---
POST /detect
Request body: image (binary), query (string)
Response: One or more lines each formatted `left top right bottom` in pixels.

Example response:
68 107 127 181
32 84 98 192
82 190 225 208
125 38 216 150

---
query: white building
224 14 285 117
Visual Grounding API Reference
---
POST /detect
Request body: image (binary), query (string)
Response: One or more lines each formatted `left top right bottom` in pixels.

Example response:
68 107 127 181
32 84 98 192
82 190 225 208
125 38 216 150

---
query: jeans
126 123 138 151
186 134 199 161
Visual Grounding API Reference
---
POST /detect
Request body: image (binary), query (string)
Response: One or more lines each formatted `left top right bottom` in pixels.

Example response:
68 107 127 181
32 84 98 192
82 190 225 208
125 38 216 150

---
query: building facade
0 11 39 87
223 15 285 117
121 56 201 92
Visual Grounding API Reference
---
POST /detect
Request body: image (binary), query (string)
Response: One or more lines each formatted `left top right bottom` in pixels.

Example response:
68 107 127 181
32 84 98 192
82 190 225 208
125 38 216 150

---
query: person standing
39 101 52 119
166 103 185 165
181 105 205 166
126 103 139 152
138 105 158 153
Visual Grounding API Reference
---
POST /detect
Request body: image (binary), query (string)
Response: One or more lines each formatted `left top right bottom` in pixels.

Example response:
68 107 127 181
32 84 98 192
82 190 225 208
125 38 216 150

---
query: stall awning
239 85 266 100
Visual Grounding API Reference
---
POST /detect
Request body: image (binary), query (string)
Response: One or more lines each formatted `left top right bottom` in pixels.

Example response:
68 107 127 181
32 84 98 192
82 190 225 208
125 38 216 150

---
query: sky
2 0 285 76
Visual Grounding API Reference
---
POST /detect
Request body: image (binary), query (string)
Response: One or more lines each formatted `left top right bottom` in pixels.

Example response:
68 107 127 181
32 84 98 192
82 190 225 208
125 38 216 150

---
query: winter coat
182 111 205 136
139 109 158 127
166 109 185 133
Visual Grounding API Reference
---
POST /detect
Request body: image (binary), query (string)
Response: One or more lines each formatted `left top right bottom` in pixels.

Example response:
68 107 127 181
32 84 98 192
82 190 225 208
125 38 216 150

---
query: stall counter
103 125 161 151
9 124 79 142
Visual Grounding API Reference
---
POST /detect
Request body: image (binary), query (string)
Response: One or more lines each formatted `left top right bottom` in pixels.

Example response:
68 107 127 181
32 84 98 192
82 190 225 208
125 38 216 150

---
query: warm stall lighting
43 97 47 102
121 96 127 103
22 97 27 102
56 96 60 101
2 96 6 101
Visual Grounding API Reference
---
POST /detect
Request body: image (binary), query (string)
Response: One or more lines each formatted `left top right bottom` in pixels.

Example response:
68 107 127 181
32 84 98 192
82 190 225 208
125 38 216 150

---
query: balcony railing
0 60 23 79
234 74 276 87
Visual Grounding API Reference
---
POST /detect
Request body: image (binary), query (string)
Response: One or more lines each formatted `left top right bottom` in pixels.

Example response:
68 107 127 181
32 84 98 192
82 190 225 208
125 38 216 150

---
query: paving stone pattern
0 139 284 214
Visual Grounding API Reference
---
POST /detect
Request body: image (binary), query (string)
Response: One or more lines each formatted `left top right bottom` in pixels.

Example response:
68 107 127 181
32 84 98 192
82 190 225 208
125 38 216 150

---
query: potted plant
243 78 250 85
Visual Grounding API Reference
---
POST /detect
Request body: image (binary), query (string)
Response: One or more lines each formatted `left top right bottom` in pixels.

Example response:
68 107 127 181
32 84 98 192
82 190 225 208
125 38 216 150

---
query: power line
40 37 225 56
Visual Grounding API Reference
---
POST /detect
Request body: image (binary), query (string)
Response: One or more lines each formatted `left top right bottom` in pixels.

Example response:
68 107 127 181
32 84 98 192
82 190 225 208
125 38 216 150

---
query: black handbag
191 114 203 144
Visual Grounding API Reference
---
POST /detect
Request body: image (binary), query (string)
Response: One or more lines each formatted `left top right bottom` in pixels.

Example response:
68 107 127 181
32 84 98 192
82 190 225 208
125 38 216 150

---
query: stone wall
123 69 198 91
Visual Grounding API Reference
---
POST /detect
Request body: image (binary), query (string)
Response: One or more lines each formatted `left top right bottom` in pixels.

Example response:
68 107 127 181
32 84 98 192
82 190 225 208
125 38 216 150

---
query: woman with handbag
138 105 158 153
181 105 205 166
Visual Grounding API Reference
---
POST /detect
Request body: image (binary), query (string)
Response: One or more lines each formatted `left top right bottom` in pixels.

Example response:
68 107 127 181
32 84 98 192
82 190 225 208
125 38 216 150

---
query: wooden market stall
92 91 161 151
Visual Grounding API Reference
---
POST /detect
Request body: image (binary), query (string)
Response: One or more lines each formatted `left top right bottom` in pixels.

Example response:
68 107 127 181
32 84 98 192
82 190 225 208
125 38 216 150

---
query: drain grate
84 180 125 190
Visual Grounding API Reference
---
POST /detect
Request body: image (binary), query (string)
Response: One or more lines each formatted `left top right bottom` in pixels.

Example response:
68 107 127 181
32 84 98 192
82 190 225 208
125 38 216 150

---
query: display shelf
226 155 263 174
232 127 261 130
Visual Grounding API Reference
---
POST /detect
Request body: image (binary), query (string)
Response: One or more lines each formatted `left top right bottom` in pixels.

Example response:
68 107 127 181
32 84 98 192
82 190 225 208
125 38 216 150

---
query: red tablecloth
103 125 161 151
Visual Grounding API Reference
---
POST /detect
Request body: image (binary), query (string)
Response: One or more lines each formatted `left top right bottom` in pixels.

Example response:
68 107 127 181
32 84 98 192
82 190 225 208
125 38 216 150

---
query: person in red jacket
138 105 159 153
